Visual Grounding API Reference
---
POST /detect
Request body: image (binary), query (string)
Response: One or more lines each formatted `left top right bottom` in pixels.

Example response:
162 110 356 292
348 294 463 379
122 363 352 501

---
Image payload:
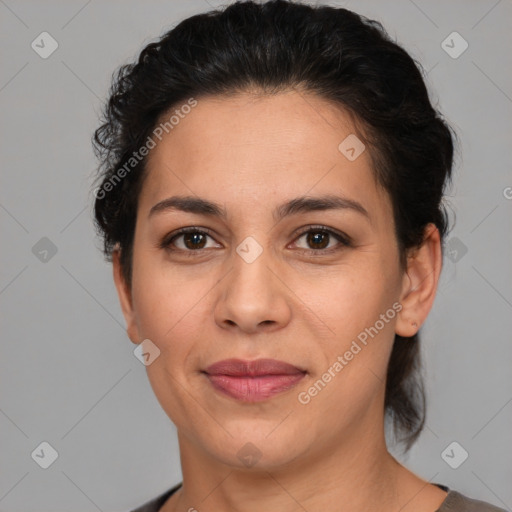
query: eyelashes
159 225 353 257
291 225 352 253
159 226 219 253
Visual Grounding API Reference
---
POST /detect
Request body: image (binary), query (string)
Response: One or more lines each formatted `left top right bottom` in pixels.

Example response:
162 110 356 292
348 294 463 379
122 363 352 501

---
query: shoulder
438 489 507 512
128 482 182 512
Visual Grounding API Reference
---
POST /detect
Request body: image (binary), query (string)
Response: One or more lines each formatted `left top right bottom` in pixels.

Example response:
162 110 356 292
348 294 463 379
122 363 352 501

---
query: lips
203 358 306 402
205 358 305 376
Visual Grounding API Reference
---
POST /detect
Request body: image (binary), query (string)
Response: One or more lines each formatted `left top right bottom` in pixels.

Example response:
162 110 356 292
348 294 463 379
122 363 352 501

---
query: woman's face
114 90 422 469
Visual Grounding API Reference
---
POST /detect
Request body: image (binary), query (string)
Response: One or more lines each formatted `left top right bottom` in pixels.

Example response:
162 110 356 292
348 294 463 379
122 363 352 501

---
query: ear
395 223 442 337
112 248 140 345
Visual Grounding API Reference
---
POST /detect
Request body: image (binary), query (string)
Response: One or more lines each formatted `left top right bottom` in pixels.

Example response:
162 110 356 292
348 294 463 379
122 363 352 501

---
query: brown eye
161 228 221 253
293 226 351 253
306 231 330 250
182 232 207 250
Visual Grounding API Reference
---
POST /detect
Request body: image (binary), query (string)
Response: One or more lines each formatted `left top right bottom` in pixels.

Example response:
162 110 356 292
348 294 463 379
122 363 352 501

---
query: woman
92 1 506 511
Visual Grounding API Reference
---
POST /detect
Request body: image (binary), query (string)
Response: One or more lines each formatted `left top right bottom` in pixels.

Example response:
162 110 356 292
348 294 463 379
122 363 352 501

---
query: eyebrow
148 194 371 223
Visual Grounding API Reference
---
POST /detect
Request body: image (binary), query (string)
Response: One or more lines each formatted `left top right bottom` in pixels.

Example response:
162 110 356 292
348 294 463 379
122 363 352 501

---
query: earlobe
395 223 442 338
112 249 140 344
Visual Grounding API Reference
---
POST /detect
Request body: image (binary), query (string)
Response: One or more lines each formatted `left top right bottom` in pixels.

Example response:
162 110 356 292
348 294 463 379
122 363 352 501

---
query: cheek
297 289 397 429
291 262 398 339
292 262 400 399
131 257 207 340
129 265 211 423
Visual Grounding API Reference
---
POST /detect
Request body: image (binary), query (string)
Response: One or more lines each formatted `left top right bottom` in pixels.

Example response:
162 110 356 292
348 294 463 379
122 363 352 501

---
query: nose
214 245 292 334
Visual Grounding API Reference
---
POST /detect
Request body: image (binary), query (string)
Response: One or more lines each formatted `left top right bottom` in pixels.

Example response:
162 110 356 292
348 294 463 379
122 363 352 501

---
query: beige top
129 483 507 512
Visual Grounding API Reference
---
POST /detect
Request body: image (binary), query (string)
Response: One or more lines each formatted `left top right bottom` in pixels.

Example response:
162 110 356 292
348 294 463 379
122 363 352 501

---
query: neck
168 418 408 512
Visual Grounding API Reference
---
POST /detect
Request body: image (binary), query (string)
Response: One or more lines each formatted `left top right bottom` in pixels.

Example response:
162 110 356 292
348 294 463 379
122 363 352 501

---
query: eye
160 227 221 252
160 225 352 255
292 226 352 253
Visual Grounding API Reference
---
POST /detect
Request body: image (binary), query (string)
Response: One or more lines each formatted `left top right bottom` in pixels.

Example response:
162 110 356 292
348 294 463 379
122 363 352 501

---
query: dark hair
92 0 455 451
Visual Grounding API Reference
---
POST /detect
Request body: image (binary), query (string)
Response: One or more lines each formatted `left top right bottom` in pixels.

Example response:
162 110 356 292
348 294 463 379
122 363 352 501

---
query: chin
202 426 308 471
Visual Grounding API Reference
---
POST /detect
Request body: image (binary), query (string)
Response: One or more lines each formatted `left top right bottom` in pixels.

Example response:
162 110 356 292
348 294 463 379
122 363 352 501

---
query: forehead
140 91 393 226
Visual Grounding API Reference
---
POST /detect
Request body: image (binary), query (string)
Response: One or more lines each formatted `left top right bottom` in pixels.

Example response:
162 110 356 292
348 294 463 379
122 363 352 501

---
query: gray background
1 0 511 510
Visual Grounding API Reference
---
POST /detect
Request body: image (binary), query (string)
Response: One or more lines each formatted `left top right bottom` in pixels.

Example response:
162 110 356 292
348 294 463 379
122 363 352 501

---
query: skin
113 90 447 512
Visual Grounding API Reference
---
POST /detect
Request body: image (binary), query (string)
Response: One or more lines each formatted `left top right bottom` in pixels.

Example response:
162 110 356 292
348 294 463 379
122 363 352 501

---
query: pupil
308 231 329 249
184 232 206 249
